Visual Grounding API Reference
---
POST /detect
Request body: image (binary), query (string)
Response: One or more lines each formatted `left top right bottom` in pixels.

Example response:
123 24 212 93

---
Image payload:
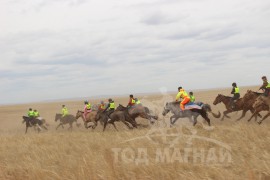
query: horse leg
236 109 247 121
25 125 28 134
258 112 270 125
103 120 108 132
201 111 211 126
111 122 118 131
120 118 133 129
221 110 231 120
248 110 259 122
42 125 48 130
56 123 62 130
193 116 198 126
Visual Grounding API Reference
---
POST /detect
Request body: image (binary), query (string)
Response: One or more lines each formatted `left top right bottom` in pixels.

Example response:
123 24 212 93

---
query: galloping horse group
22 89 270 134
213 90 269 123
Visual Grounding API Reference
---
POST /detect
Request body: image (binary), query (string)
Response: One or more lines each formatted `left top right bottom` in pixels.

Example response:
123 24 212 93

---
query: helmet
178 87 182 90
108 98 112 102
189 92 193 95
262 76 267 79
29 108 32 111
130 94 133 98
101 101 104 104
62 105 65 107
84 101 88 104
232 82 237 87
34 109 37 112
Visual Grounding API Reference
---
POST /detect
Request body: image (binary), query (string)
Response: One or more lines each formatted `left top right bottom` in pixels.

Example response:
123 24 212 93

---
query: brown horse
213 94 255 121
242 90 268 122
251 96 270 124
75 110 99 129
116 104 158 124
55 114 80 131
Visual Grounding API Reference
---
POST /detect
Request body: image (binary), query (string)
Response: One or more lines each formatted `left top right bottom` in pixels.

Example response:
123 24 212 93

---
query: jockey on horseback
189 92 195 103
104 98 115 121
83 101 92 119
135 98 142 105
34 109 40 117
27 108 35 126
259 76 270 97
127 94 136 108
61 105 68 118
230 82 240 109
176 87 190 110
98 101 106 111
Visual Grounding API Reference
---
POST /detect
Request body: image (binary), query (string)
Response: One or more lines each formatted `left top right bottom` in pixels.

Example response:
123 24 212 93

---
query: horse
95 110 138 131
55 114 80 131
75 110 99 129
162 102 220 126
241 90 268 122
251 96 270 124
213 94 249 120
22 116 49 134
115 104 158 124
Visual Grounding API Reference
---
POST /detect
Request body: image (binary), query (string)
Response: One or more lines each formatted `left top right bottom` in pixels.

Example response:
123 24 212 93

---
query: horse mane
247 90 262 96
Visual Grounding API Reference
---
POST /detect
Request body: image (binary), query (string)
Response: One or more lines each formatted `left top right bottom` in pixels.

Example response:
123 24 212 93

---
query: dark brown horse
251 96 270 124
22 116 49 134
95 110 137 131
116 104 158 124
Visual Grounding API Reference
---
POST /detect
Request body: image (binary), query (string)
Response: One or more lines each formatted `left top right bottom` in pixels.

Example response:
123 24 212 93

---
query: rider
33 109 40 118
27 108 35 126
104 98 115 121
61 105 68 118
98 101 106 111
230 82 240 109
189 92 195 103
259 76 270 96
127 94 136 108
135 98 142 105
83 100 92 119
176 87 190 110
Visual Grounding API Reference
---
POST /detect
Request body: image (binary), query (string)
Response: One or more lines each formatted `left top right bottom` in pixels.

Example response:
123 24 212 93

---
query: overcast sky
0 0 269 104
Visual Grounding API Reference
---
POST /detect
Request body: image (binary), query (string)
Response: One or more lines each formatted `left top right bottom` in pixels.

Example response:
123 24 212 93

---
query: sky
0 0 269 104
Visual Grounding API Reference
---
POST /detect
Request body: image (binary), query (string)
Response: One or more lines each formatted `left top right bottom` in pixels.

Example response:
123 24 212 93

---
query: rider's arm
176 92 181 101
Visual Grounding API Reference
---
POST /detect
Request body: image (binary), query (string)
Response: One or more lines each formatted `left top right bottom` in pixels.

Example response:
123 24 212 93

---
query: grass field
0 86 269 180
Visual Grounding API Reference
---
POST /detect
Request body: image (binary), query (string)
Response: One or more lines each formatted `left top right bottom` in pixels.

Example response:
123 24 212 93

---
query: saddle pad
185 104 202 110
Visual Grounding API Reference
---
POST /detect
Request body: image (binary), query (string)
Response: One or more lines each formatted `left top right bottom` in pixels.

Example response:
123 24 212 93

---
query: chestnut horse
213 94 257 121
241 90 268 122
251 96 270 124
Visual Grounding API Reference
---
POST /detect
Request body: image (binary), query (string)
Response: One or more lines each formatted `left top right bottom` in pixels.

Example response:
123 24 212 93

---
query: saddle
182 102 202 110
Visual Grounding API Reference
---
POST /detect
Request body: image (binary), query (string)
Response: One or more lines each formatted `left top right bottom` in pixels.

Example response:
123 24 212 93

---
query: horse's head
242 90 257 102
22 116 27 123
213 94 223 105
162 102 171 116
55 114 62 122
116 104 126 111
75 110 83 119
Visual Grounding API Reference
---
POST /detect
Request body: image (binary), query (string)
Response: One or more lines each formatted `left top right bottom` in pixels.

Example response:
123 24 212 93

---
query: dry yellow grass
0 86 270 180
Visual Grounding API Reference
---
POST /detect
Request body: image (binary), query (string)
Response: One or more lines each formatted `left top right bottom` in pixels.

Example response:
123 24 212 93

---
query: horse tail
203 104 221 118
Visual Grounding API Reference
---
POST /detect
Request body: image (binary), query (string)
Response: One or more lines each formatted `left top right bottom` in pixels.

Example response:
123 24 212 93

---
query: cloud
0 0 270 104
